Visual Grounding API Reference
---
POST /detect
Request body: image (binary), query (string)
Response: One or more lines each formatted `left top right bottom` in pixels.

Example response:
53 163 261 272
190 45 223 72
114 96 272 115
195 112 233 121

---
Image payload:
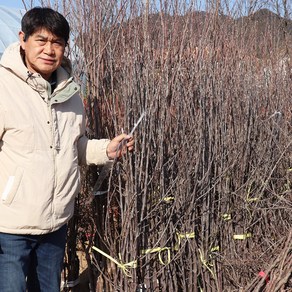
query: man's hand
106 134 134 160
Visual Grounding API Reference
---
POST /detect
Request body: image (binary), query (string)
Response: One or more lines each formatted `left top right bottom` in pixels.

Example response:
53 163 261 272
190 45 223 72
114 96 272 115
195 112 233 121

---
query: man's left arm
77 134 134 166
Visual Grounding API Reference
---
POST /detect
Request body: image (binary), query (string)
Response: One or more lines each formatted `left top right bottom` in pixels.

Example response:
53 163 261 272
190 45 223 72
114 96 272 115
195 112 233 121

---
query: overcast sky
0 1 23 8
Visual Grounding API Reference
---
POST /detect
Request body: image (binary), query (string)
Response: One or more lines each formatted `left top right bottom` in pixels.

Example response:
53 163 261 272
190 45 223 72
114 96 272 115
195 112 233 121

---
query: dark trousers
0 224 67 292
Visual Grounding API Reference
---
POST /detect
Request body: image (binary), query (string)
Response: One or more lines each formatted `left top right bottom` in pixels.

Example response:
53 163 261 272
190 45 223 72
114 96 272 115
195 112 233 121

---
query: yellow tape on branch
142 232 194 265
163 196 175 202
174 231 195 251
210 246 220 252
198 248 215 278
246 184 259 202
92 246 137 277
92 231 195 275
177 231 195 240
246 197 259 202
233 233 252 240
158 249 171 265
141 246 171 265
222 213 231 221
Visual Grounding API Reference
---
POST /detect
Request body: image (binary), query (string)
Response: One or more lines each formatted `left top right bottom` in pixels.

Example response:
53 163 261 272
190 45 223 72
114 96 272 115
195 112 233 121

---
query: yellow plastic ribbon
174 231 195 251
246 185 259 202
198 248 215 278
92 231 195 273
222 213 231 221
141 247 171 265
210 246 219 252
158 249 171 265
142 231 195 265
92 246 137 277
246 197 259 202
233 233 252 240
163 196 175 202
177 231 195 240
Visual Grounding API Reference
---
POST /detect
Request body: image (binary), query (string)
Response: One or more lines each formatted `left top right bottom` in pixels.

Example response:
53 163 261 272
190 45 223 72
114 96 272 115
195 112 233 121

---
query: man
0 7 133 292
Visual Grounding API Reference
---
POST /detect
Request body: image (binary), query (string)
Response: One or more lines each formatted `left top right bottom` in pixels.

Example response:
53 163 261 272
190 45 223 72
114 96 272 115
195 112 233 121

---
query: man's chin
36 66 57 79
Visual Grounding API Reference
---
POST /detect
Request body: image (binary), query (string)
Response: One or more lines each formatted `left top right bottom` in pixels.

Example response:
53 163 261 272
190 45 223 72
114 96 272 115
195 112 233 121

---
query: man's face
19 28 66 81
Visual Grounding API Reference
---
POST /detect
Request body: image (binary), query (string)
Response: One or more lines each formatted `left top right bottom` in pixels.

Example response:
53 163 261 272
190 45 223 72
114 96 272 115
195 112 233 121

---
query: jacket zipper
47 79 79 230
47 83 57 231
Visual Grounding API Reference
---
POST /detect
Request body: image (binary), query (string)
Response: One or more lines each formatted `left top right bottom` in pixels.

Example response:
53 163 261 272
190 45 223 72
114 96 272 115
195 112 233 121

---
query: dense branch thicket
24 0 292 291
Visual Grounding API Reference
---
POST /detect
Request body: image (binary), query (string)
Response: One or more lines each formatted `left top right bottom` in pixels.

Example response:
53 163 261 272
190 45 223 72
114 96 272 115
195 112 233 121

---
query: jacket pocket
1 167 24 205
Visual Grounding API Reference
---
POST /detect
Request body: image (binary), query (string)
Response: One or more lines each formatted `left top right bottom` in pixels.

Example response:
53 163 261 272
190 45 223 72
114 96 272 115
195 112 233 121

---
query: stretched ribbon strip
92 246 137 277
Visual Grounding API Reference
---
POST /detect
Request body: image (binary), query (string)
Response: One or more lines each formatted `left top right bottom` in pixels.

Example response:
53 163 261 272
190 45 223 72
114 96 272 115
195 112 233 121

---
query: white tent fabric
0 5 24 58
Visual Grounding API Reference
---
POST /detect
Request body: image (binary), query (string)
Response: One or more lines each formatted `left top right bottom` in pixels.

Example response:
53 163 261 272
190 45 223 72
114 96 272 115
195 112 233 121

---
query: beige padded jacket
0 43 110 234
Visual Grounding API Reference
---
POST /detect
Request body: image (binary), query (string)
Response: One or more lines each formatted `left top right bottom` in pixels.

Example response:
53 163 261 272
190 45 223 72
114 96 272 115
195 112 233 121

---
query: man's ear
19 31 26 50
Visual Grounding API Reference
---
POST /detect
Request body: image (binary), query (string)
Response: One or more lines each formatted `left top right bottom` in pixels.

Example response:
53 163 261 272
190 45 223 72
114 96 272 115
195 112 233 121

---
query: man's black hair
21 7 70 43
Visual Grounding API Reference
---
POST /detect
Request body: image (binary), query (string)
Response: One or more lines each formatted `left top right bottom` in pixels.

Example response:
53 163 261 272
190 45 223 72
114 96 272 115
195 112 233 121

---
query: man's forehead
32 28 63 40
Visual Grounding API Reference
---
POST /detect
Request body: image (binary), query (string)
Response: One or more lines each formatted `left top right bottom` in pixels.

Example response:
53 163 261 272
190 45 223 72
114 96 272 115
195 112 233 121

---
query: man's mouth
41 58 55 64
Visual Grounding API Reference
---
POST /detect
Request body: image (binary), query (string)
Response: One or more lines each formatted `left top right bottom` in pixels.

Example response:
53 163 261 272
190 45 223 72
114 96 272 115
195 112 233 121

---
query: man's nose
43 41 54 54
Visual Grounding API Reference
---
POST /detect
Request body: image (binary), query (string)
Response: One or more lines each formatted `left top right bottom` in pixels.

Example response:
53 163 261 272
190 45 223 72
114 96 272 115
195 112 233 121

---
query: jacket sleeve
77 135 111 166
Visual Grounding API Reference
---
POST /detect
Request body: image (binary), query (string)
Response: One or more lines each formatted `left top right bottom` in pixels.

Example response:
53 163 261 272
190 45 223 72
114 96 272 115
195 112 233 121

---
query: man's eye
54 41 64 47
37 40 46 45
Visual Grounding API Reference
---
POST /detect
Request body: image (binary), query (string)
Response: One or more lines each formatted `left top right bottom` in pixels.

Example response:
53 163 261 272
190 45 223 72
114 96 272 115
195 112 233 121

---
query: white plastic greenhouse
0 5 23 58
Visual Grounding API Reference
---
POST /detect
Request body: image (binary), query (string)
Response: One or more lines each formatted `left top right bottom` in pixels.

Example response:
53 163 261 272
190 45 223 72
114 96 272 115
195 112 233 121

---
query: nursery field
31 0 292 291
